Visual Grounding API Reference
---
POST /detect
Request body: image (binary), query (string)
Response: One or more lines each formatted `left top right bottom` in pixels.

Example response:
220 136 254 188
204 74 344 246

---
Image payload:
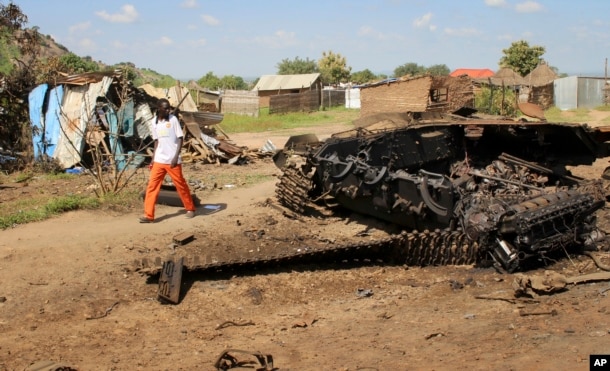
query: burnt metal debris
157 257 183 304
274 111 610 272
136 111 610 291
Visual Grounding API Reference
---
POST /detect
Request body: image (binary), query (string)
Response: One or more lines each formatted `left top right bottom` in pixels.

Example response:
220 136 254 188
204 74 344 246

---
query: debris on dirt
213 349 275 371
157 257 183 304
356 288 373 297
85 301 120 320
215 320 255 330
519 308 558 317
173 232 194 246
513 271 568 297
425 332 445 340
24 360 78 371
514 269 610 298
292 312 317 328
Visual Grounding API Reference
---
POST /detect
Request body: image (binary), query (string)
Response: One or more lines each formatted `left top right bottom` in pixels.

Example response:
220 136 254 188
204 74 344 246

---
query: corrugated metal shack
26 71 251 170
359 75 474 118
554 76 607 110
252 73 322 108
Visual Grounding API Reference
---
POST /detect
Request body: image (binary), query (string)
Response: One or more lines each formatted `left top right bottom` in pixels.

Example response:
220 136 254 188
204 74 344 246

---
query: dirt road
1 116 610 370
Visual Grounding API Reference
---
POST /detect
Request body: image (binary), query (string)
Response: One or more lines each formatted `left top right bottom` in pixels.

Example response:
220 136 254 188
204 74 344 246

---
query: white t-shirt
151 114 184 164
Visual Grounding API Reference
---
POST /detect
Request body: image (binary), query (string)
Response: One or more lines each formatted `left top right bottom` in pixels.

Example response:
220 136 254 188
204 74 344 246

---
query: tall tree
0 2 43 154
350 69 378 85
58 52 99 74
220 74 248 90
393 62 426 77
317 50 351 85
197 71 221 90
276 56 318 75
499 40 545 77
426 64 450 76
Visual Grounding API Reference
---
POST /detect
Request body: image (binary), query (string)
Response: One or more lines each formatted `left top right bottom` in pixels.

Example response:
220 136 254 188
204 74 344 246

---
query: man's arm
171 137 183 168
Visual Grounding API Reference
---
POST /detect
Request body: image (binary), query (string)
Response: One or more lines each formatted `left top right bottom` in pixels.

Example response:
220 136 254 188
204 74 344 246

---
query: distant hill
36 32 70 59
32 29 176 86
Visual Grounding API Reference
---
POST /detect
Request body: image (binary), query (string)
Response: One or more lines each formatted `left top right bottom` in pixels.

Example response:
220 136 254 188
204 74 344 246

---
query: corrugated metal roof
252 73 320 91
449 68 495 78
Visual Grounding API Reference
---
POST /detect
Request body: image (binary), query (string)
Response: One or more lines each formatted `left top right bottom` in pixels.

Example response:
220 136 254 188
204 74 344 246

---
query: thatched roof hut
486 67 525 86
523 62 558 87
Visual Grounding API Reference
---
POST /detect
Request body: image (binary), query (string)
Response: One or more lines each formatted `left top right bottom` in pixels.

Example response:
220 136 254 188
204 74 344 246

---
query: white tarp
54 77 113 168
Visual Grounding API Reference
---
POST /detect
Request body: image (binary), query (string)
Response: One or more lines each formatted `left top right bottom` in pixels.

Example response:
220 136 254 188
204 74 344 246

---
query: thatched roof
523 62 558 87
483 67 525 86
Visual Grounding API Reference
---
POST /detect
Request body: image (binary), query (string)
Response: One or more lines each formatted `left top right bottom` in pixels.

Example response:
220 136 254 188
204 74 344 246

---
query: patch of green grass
544 106 592 123
0 194 100 229
220 106 359 133
595 105 610 111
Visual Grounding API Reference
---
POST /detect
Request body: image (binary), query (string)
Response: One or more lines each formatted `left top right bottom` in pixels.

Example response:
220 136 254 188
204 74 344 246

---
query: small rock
464 313 476 319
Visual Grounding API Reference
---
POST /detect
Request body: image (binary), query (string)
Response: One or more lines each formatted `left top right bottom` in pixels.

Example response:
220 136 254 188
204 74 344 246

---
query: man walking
140 98 196 223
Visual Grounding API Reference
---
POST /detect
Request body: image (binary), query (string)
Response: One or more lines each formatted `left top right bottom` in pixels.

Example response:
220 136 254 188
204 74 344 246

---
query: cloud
69 22 91 34
157 36 173 46
357 26 403 40
253 30 297 48
444 27 480 37
95 4 139 23
413 13 436 31
188 38 207 47
515 1 543 13
111 40 128 49
484 0 507 7
78 38 96 50
201 14 220 26
181 0 198 8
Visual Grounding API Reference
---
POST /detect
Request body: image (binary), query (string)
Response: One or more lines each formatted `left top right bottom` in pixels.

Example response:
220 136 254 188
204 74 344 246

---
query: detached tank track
134 228 481 276
131 165 482 276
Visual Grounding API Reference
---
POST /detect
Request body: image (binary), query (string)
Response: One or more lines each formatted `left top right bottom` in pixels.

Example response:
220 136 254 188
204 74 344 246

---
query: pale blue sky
13 0 610 80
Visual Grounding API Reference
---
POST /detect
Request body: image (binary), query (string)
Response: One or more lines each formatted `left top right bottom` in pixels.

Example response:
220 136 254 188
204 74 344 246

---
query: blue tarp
42 85 64 157
28 83 48 159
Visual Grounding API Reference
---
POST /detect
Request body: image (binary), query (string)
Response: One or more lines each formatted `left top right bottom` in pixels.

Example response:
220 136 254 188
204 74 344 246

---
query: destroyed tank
274 111 610 272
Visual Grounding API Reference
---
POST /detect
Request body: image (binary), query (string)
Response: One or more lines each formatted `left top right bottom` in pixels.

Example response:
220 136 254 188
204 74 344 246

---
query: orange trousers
143 162 195 220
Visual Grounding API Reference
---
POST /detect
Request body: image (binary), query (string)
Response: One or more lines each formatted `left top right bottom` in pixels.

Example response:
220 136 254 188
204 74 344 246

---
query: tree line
0 1 555 153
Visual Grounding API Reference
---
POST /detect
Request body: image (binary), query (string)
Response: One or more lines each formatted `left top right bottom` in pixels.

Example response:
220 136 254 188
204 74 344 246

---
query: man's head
157 98 171 120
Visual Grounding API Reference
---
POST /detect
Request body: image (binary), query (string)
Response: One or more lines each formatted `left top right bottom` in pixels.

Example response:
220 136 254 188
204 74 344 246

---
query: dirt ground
2 113 610 371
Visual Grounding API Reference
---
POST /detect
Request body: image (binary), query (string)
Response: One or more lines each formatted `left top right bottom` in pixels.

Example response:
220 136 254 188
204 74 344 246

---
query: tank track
133 164 482 276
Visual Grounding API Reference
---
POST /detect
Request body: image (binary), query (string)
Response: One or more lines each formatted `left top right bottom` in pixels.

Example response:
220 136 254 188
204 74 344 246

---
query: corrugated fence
269 90 319 114
221 89 259 117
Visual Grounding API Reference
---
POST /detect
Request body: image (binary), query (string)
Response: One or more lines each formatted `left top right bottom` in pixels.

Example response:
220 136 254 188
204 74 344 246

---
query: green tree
0 2 29 75
426 64 450 76
220 74 248 90
0 2 42 156
0 27 18 74
499 40 545 77
317 50 351 85
58 52 99 74
350 69 377 85
475 86 517 116
393 62 426 77
197 71 221 90
276 56 318 75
